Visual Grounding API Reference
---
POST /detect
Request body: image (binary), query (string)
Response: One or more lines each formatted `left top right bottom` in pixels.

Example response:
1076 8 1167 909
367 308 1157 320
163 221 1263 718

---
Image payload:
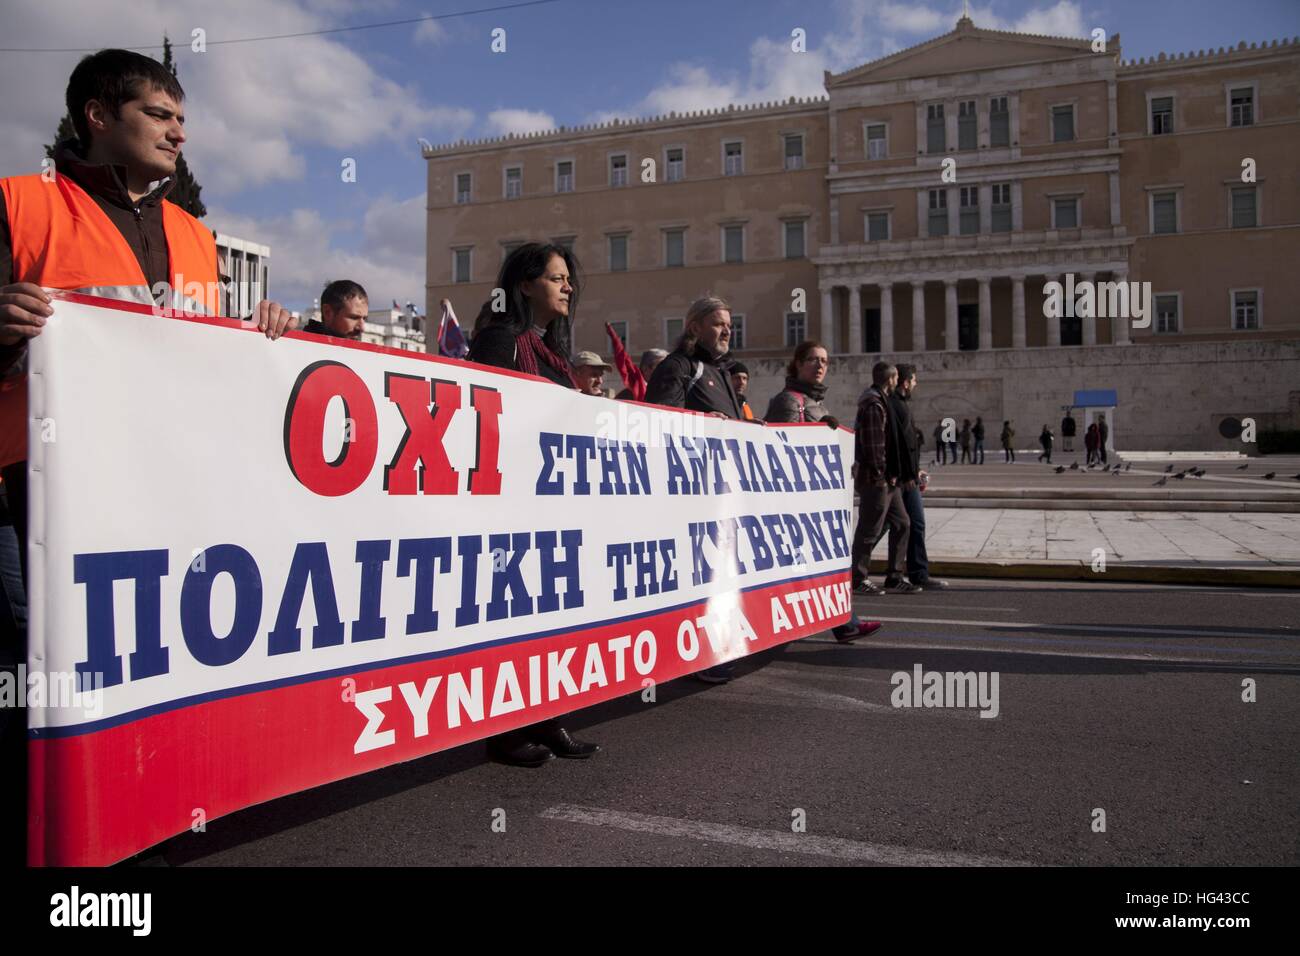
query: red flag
605 323 645 401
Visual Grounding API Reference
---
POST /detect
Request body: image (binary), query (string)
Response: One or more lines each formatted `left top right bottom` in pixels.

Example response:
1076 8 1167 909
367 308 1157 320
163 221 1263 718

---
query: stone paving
922 507 1300 568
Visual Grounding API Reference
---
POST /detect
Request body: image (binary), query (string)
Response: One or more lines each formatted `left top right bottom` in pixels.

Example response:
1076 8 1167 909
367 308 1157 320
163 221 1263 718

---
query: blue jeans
901 484 930 584
974 438 985 464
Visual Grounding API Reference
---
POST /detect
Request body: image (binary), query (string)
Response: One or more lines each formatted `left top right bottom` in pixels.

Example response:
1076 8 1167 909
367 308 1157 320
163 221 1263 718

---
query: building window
610 154 628 187
866 212 890 241
456 172 472 204
991 182 1012 232
927 189 948 237
1150 97 1174 135
556 160 574 193
453 248 471 283
666 147 684 182
958 100 977 151
784 134 804 170
926 103 945 153
785 312 806 347
730 314 746 351
959 186 979 235
723 225 744 264
504 166 521 199
989 96 1010 147
1051 197 1079 229
783 220 806 259
1152 192 1178 234
1154 294 1180 334
724 141 744 176
1230 87 1255 127
1051 104 1075 143
608 234 628 272
609 320 629 350
664 229 685 267
1231 186 1257 228
665 317 684 347
1232 289 1259 330
866 123 887 159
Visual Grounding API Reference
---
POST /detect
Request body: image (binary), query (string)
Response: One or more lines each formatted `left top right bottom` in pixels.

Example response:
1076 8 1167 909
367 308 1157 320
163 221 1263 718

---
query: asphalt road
148 579 1300 867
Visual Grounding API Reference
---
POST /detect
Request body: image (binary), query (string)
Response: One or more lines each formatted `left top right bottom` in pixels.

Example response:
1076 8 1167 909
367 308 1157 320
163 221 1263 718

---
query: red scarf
516 328 577 388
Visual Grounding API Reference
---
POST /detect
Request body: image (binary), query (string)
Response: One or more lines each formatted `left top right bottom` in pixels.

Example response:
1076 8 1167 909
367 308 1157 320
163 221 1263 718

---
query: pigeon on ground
1112 463 1121 472
1292 474 1300 481
1153 477 1168 486
1173 471 1187 479
1263 472 1276 480
1054 465 1066 474
1125 463 1131 471
1112 469 1121 476
1070 462 1079 470
1236 463 1249 470
1165 464 1175 472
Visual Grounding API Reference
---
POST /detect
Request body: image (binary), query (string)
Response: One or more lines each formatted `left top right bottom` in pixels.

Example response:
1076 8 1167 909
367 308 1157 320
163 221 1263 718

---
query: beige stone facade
424 17 1299 448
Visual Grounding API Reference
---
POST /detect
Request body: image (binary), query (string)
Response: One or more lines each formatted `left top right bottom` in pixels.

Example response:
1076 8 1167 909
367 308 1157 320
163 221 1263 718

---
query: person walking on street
1001 420 1016 462
850 362 920 595
1098 417 1109 465
933 422 947 465
891 365 947 590
959 419 973 464
973 416 986 465
1084 422 1099 466
766 341 884 641
1038 424 1055 463
468 242 602 767
646 295 752 679
1062 412 1077 454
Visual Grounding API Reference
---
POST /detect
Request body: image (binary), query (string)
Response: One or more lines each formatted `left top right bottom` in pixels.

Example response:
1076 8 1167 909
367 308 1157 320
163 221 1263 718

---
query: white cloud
878 2 948 34
413 14 448 47
207 192 426 311
485 109 556 136
968 1 1087 36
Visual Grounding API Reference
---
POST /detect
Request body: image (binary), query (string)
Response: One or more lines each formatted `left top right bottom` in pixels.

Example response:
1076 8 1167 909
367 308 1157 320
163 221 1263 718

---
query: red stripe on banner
28 571 850 866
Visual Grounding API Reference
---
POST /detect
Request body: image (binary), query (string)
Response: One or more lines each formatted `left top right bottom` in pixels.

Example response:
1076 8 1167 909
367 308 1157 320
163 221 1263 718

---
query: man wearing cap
728 361 755 421
572 351 612 396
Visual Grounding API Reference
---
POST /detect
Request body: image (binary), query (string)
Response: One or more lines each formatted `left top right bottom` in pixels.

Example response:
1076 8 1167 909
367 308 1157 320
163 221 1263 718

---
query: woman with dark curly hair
467 242 600 767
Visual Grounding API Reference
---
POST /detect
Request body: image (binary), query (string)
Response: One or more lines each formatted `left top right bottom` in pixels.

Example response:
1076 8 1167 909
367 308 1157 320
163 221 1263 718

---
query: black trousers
851 482 910 584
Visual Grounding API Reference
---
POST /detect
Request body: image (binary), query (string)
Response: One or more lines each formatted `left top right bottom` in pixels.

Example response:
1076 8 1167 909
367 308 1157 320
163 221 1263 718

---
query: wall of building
742 338 1300 452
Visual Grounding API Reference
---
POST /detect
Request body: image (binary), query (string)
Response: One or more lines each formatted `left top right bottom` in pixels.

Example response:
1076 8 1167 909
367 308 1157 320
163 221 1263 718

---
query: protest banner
24 293 854 865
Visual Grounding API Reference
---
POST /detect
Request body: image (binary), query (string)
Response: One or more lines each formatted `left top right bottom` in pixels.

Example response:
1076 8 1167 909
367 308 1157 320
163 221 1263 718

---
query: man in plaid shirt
851 361 921 594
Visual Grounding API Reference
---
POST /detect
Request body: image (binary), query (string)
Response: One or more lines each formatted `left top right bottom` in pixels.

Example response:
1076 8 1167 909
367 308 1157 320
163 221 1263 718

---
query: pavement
142 579 1300 867
865 455 1300 585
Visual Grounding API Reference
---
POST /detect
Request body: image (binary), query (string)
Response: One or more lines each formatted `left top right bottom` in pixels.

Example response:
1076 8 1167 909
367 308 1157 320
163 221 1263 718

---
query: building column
1046 274 1061 347
820 286 834 347
1080 271 1097 346
944 279 959 351
1011 274 1027 349
1113 269 1131 344
879 281 894 353
848 283 862 354
911 281 927 352
977 276 992 350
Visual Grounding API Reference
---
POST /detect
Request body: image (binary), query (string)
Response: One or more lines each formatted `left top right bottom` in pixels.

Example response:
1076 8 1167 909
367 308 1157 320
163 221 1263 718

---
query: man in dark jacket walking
890 365 946 590
646 295 749 680
851 362 920 595
973 416 986 464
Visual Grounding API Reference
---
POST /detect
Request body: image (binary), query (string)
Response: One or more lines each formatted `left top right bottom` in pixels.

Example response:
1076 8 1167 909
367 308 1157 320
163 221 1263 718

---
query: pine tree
45 37 207 217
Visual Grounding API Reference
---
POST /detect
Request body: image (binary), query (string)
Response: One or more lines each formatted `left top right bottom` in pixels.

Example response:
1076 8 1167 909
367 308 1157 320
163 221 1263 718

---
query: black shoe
696 664 734 685
882 578 923 594
852 580 883 596
487 736 555 767
914 577 949 590
530 724 601 759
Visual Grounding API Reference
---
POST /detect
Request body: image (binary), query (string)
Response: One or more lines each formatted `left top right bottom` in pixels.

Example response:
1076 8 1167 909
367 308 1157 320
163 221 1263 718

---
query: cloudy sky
2 0 1296 311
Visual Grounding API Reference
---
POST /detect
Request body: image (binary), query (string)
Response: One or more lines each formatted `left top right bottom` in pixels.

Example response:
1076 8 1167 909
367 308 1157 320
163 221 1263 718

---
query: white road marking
853 615 1295 639
540 804 1034 867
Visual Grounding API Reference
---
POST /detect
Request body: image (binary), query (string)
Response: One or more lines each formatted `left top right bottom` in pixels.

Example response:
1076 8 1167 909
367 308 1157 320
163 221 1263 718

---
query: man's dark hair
66 49 185 147
896 363 916 383
871 360 896 387
321 279 368 311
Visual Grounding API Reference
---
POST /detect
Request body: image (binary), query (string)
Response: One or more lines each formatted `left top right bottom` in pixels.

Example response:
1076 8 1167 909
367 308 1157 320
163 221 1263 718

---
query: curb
867 557 1300 588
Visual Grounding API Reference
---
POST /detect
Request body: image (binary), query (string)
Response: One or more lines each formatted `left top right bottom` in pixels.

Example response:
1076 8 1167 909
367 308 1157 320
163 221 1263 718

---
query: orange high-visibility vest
0 172 219 467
